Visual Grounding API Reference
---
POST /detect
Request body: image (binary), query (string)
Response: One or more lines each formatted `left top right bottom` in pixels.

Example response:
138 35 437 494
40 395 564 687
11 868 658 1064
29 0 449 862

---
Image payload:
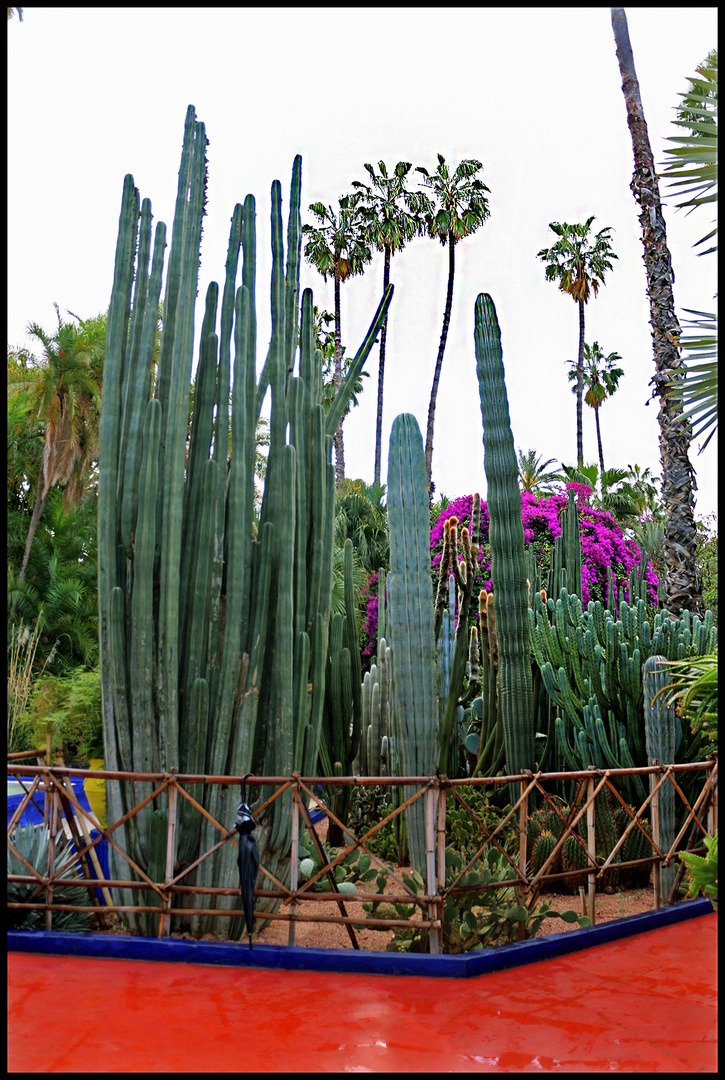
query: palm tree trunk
333 271 345 487
576 300 585 469
425 233 456 500
611 7 701 616
594 407 606 487
17 482 50 585
373 244 391 488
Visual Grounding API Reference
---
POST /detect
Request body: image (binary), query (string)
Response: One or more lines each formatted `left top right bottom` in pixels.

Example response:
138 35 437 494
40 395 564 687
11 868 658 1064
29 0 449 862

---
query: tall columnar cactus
98 107 393 936
386 414 438 871
547 490 582 601
474 294 535 792
643 654 681 902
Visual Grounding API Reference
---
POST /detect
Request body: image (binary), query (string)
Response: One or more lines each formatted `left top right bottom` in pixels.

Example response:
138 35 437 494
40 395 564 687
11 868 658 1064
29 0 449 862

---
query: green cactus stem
386 413 438 871
474 294 535 794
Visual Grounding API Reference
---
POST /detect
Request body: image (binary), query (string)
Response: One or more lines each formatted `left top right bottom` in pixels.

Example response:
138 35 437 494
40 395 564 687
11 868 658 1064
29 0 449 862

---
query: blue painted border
7 898 713 979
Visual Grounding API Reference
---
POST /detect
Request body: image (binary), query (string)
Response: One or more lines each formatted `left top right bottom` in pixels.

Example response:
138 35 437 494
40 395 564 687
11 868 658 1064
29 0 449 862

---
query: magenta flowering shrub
360 572 381 662
360 485 658 661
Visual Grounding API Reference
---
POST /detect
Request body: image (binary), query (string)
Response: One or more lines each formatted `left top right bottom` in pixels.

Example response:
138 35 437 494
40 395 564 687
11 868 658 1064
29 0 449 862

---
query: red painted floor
8 914 717 1073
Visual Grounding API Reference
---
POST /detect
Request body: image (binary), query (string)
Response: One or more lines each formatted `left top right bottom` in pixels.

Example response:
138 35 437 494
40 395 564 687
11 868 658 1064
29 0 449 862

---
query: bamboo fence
7 756 718 955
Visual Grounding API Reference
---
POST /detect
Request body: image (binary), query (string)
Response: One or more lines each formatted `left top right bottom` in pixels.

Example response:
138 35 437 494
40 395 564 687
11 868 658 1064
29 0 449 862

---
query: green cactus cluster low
529 587 717 804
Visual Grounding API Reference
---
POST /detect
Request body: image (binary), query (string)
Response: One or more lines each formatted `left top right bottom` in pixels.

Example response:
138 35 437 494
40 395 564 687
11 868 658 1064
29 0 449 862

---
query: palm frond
668 308 718 452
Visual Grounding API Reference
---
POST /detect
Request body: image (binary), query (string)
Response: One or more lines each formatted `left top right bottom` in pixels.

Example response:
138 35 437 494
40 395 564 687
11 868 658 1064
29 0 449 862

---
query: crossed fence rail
7 757 718 954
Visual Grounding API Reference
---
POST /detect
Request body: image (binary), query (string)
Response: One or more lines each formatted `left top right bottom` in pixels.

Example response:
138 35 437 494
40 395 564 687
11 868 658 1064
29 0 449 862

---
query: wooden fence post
45 763 57 932
160 780 178 937
288 785 301 947
425 784 440 955
651 760 661 909
587 769 596 926
707 764 718 837
436 783 446 940
518 777 529 941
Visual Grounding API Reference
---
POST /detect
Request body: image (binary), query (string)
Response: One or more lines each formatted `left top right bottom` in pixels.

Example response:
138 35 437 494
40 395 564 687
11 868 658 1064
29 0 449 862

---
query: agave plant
8 823 95 932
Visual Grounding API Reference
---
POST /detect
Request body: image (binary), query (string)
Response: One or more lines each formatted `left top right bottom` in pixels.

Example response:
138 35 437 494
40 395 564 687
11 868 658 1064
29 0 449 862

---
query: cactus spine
474 294 535 790
99 108 393 936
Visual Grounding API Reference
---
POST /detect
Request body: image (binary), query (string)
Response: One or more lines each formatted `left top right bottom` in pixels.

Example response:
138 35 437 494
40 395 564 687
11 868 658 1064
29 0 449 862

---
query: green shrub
17 667 103 764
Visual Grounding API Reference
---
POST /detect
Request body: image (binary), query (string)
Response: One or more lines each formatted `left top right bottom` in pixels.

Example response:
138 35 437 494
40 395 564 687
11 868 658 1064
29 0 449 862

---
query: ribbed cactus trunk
643 655 681 903
473 295 535 797
386 414 438 871
98 107 394 937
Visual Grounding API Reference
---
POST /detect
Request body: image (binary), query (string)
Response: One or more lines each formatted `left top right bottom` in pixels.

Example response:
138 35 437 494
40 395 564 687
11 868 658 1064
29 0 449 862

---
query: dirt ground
243 817 660 951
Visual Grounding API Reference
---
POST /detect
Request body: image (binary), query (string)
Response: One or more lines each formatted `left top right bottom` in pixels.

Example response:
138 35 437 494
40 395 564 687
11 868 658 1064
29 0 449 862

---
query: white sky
7 7 718 519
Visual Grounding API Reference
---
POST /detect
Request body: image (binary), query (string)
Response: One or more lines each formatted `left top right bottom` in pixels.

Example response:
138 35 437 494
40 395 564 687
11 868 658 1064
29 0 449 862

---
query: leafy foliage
679 832 718 909
658 651 718 752
695 514 717 612
8 489 99 674
334 478 389 578
12 666 104 764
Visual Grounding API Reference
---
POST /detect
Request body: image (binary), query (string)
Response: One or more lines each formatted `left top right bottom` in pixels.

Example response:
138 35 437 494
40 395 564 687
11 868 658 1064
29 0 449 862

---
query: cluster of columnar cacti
358 638 392 777
473 294 536 793
469 590 505 777
434 498 485 777
98 107 392 935
318 538 363 842
529 587 717 804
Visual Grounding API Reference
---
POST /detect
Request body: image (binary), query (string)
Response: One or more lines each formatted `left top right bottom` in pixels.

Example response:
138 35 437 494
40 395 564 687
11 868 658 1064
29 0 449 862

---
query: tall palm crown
537 217 617 470
13 306 106 585
567 341 624 480
415 154 491 498
351 161 432 486
302 194 372 486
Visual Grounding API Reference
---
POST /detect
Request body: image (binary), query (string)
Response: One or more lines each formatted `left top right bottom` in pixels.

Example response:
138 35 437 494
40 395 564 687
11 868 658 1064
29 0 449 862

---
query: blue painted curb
7 898 713 979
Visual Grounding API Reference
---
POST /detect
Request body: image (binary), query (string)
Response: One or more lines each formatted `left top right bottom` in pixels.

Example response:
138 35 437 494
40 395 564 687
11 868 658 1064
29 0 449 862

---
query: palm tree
537 219 617 470
558 462 640 522
333 478 389 579
660 49 718 453
415 154 491 499
566 341 624 482
351 161 432 486
12 307 105 584
611 7 701 615
302 195 372 486
516 448 564 496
